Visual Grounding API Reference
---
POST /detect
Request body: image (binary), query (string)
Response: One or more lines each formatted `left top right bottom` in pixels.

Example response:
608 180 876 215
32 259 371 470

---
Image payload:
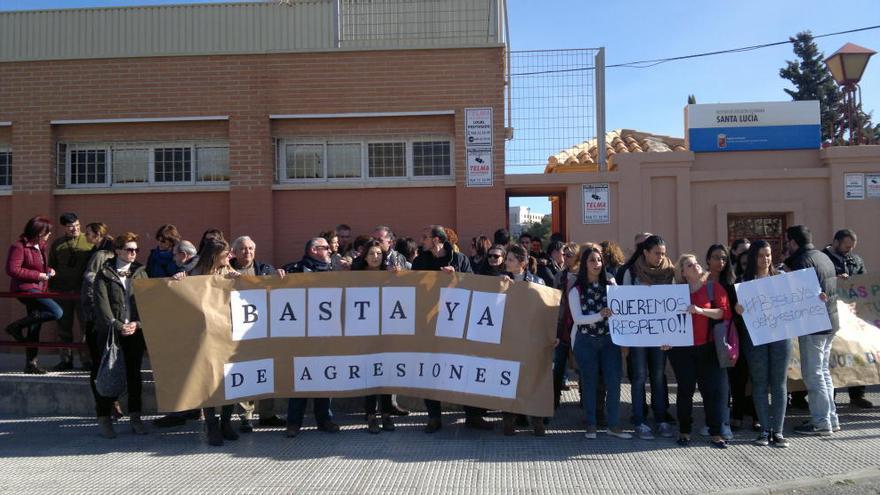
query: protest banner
133 271 560 418
788 274 880 387
607 284 693 347
735 268 831 346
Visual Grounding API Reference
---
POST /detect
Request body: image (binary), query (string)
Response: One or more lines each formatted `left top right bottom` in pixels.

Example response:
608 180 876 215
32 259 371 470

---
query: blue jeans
746 338 792 433
798 333 839 431
17 290 64 362
573 333 622 428
287 398 331 426
629 346 668 426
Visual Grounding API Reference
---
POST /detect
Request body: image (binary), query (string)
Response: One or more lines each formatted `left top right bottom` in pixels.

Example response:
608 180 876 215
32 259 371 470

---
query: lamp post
824 43 875 145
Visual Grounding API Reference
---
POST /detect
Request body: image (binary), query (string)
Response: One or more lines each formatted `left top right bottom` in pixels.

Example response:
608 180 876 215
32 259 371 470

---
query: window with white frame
57 141 229 188
278 137 452 183
0 148 10 187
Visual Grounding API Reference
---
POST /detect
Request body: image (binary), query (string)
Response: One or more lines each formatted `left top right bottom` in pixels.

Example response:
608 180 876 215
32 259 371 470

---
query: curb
722 467 880 495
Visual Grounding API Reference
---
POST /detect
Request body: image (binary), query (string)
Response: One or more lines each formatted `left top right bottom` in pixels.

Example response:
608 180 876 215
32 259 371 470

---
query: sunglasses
563 252 576 258
122 247 140 254
488 253 503 259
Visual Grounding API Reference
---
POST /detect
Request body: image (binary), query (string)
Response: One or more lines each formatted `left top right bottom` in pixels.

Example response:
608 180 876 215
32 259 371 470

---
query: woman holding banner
735 240 791 448
670 254 729 448
172 239 242 446
351 240 397 434
500 244 546 436
619 235 675 440
568 244 631 440
475 244 507 277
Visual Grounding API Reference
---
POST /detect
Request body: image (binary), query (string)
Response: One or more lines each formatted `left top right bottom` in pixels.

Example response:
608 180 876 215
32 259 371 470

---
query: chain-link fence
506 49 601 171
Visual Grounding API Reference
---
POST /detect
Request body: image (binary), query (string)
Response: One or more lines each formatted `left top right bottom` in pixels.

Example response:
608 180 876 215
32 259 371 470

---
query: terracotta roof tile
545 129 685 173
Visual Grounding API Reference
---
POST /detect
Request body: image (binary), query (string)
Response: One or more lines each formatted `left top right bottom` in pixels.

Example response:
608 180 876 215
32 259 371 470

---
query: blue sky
3 0 878 215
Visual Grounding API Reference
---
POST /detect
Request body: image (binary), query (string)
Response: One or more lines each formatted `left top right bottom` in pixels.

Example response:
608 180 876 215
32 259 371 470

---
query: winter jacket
94 259 148 334
80 247 115 323
146 247 179 278
536 260 561 287
784 243 839 335
283 255 332 274
411 242 473 273
48 234 93 292
231 259 276 276
504 270 545 285
6 239 49 292
822 246 866 277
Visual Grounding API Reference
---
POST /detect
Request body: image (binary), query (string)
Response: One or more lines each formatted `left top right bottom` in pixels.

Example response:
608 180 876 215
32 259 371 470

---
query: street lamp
824 43 875 145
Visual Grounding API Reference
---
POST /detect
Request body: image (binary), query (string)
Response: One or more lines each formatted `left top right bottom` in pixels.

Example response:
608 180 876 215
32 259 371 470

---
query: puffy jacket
94 259 148 333
822 246 866 277
412 242 473 273
283 256 332 274
146 247 178 278
784 243 839 335
6 239 49 292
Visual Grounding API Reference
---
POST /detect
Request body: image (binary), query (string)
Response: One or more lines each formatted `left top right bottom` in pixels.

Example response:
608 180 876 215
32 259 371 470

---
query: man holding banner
783 225 840 436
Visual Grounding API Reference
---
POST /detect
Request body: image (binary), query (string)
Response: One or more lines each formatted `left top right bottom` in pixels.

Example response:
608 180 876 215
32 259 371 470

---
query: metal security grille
506 48 600 170
154 147 192 183
368 142 406 178
0 150 10 187
69 149 107 185
413 141 451 177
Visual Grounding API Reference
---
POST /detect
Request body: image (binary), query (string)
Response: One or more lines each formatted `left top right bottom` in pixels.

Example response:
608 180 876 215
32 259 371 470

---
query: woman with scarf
172 239 241 446
93 232 149 438
500 244 546 436
475 244 507 276
619 235 675 440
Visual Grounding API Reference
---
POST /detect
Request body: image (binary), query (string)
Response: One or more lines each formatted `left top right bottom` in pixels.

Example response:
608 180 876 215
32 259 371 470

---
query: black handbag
95 326 127 397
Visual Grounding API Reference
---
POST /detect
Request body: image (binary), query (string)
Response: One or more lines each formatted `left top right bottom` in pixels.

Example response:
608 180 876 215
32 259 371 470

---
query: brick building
0 1 510 324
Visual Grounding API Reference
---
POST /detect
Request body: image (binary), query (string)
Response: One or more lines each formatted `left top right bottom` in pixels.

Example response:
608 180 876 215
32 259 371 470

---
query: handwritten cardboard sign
607 284 694 347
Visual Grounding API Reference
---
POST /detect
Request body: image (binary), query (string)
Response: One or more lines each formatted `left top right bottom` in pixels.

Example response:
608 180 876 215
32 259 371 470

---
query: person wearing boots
93 232 149 439
47 212 94 371
5 216 64 374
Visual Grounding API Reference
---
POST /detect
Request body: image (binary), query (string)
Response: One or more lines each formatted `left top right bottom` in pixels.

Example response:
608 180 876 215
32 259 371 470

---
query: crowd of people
4 213 871 448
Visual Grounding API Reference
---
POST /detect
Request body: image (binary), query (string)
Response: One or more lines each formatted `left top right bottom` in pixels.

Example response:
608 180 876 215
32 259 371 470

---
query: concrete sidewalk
0 371 878 493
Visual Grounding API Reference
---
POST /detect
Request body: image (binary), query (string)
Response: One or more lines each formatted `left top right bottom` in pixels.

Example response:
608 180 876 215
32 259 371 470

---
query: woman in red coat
5 216 64 374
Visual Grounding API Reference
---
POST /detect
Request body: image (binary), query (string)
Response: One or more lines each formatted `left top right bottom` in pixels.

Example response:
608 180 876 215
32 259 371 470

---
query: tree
779 31 844 143
687 94 697 105
524 216 552 244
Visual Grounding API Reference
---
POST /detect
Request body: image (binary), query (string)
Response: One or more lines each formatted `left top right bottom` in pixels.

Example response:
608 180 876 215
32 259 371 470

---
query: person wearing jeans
783 225 840 436
737 240 791 447
567 244 631 440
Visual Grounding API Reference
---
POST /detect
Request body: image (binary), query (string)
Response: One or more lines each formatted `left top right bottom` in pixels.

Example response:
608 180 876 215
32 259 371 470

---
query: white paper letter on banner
230 289 268 341
382 287 416 335
466 291 506 344
344 287 380 336
307 288 342 337
269 288 306 338
435 288 471 339
224 358 274 400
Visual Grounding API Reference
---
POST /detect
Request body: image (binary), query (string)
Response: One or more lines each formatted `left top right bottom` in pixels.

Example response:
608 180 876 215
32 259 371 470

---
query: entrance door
727 213 788 256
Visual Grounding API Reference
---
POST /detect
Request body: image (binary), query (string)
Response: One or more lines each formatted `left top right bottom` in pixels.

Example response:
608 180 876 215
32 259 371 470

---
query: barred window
413 141 451 176
58 142 228 188
327 143 361 179
154 147 192 183
0 150 10 187
368 142 406 178
69 149 108 185
286 144 324 180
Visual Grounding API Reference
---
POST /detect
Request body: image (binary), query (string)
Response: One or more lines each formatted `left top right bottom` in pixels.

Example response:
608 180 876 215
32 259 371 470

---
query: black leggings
668 343 724 436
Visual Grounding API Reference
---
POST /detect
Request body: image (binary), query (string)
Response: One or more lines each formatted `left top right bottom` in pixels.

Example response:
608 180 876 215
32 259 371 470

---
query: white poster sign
866 174 880 198
224 358 274 400
734 268 832 346
845 173 865 200
607 284 693 347
465 107 493 147
582 183 610 224
466 148 493 187
230 289 269 341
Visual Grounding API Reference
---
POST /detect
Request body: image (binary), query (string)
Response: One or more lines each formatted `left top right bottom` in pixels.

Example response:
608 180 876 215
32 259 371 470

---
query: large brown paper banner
787 273 880 388
134 271 561 417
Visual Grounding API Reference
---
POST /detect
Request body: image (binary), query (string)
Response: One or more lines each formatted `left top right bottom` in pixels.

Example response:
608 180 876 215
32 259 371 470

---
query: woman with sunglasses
670 254 730 448
146 224 181 278
4 216 63 374
93 232 149 438
172 239 241 446
476 244 507 276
